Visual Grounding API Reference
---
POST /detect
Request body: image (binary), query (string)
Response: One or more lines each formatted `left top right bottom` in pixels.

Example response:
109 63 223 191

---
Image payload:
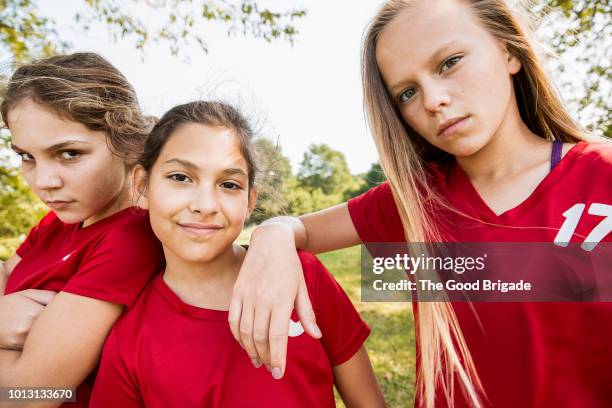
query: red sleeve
90 329 144 408
15 212 55 258
347 182 405 243
62 216 163 307
300 251 371 366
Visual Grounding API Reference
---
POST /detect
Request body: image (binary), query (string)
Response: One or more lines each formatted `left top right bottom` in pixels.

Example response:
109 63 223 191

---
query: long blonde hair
362 0 592 407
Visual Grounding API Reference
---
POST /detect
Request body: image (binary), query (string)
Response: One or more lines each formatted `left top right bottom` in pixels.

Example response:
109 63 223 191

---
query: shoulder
32 211 62 234
96 208 160 252
111 278 160 342
575 141 612 168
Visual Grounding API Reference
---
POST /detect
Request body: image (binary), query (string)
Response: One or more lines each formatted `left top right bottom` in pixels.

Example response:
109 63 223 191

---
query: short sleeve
15 212 55 258
62 217 163 307
90 329 144 408
300 252 371 366
347 182 405 243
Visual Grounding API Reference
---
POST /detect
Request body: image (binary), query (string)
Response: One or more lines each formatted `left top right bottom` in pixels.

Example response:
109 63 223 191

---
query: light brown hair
1 52 154 166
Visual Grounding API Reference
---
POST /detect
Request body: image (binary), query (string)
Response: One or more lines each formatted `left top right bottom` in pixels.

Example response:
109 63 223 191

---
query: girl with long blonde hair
228 0 611 406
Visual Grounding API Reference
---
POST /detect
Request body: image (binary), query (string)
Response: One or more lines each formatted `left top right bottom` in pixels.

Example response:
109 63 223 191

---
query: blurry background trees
0 0 610 258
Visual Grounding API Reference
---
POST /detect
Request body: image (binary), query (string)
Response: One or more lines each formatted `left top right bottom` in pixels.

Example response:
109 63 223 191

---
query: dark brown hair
1 52 154 166
138 100 258 189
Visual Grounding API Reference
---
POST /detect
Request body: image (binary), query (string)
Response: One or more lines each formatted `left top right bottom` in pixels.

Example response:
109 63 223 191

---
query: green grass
318 246 415 407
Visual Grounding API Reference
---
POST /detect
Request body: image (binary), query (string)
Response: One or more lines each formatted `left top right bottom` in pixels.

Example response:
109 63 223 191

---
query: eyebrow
163 159 247 177
10 140 90 154
388 40 461 95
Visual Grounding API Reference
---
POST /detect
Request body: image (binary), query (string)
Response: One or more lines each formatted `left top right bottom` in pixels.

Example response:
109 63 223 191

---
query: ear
247 185 259 218
505 47 522 75
132 165 149 210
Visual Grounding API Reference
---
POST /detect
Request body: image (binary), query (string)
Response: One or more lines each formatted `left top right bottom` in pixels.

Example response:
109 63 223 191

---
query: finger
228 294 244 347
295 280 321 339
239 304 261 368
253 307 272 367
19 289 57 306
269 307 291 380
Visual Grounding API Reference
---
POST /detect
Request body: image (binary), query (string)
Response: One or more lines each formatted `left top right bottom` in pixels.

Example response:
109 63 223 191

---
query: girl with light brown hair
228 0 611 406
0 52 163 407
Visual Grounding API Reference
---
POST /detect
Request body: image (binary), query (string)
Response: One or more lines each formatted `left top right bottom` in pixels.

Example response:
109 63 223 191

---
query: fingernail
265 364 271 372
311 324 322 338
251 358 262 368
272 367 283 380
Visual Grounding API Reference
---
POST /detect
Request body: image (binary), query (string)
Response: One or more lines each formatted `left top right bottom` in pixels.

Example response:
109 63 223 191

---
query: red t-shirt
89 250 370 408
6 207 164 407
348 141 612 407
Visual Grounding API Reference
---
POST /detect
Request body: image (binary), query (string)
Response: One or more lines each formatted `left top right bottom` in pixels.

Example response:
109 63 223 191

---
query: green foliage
249 138 292 224
297 144 360 197
541 0 611 136
347 162 387 199
0 0 306 61
0 133 46 259
76 0 307 56
0 0 68 62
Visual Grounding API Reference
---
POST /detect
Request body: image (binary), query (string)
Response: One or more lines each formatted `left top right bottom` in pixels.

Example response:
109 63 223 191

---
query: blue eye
441 56 462 72
168 173 192 183
399 88 417 103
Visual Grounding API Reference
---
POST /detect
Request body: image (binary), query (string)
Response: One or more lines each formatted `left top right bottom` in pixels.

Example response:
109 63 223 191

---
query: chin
53 211 87 225
437 133 491 158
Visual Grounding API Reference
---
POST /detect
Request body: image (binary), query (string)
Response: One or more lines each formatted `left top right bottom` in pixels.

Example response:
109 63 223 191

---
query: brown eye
168 173 191 183
60 150 81 160
221 181 241 190
19 152 35 162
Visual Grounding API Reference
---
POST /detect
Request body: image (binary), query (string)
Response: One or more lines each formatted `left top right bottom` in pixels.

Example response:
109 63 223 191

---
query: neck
163 244 246 310
82 177 133 228
455 100 549 181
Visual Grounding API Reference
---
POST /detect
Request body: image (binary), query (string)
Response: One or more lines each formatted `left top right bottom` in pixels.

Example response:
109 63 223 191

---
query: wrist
251 223 295 246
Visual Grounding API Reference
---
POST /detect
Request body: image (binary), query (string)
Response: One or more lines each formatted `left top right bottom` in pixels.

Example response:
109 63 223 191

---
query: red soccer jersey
89 250 370 408
348 141 612 407
6 207 164 407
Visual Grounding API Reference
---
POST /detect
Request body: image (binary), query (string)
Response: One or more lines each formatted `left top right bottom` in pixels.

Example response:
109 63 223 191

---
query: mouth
45 200 74 210
178 222 223 237
437 115 470 138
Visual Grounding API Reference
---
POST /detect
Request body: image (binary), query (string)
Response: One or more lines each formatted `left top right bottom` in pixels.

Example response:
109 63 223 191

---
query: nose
421 81 451 114
33 163 63 191
188 183 221 216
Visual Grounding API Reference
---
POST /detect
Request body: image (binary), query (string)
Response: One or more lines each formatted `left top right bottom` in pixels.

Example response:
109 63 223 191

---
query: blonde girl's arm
333 346 386 408
229 203 361 378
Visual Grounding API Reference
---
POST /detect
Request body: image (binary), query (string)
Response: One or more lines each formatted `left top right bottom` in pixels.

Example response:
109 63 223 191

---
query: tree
347 162 387 199
0 0 306 62
249 137 292 224
297 144 360 198
539 0 611 136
